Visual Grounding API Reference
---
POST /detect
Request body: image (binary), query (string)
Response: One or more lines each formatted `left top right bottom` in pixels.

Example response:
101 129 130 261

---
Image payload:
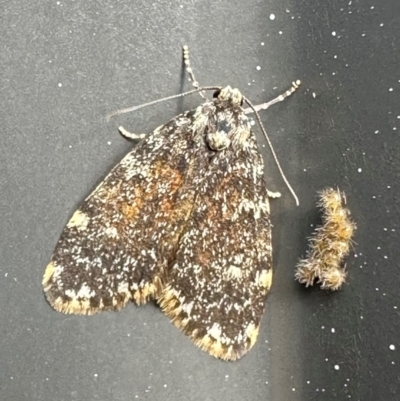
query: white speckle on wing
208 323 222 340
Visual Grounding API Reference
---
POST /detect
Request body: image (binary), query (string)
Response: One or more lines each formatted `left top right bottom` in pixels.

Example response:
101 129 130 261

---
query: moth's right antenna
182 45 207 100
107 45 211 122
244 97 300 206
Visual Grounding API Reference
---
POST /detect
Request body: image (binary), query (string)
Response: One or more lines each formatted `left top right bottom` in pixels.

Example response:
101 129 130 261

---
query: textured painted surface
1 0 400 400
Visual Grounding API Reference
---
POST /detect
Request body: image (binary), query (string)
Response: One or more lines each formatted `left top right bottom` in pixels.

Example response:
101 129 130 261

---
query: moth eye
213 90 221 98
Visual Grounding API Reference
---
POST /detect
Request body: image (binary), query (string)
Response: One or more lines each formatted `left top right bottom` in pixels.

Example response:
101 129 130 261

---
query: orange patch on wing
198 250 212 266
119 203 140 220
158 163 184 214
96 160 189 236
109 185 145 223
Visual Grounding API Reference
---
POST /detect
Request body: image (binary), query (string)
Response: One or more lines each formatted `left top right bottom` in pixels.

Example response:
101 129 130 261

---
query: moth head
206 131 231 151
213 86 243 107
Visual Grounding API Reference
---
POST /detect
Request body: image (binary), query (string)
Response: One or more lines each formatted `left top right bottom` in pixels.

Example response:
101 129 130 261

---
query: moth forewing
43 45 300 361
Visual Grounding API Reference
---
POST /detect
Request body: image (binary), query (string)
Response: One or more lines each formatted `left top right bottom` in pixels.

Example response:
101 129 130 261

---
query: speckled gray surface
1 1 400 400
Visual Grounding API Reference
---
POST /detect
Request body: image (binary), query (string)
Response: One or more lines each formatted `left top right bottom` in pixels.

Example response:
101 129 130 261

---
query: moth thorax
207 132 231 151
217 86 243 107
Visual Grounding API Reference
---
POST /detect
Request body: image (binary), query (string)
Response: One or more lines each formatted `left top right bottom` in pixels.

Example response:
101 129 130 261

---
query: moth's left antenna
106 86 221 122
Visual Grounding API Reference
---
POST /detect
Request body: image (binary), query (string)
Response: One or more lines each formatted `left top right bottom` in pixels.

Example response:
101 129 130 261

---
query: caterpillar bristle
294 258 320 287
318 188 344 213
295 187 356 291
319 266 347 291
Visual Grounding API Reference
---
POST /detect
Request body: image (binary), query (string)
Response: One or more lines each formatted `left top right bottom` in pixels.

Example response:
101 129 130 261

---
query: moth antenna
106 86 221 122
245 97 299 206
243 81 301 114
182 45 207 100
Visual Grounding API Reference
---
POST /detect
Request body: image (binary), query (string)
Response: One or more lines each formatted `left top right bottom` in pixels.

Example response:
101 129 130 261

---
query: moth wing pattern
42 41 300 361
43 111 208 315
159 128 273 361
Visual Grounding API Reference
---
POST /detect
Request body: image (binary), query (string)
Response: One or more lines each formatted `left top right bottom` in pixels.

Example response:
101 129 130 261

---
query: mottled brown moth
295 188 356 290
43 46 300 360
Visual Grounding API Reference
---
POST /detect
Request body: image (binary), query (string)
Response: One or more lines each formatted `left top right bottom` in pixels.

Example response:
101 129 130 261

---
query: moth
43 46 300 360
295 188 356 290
